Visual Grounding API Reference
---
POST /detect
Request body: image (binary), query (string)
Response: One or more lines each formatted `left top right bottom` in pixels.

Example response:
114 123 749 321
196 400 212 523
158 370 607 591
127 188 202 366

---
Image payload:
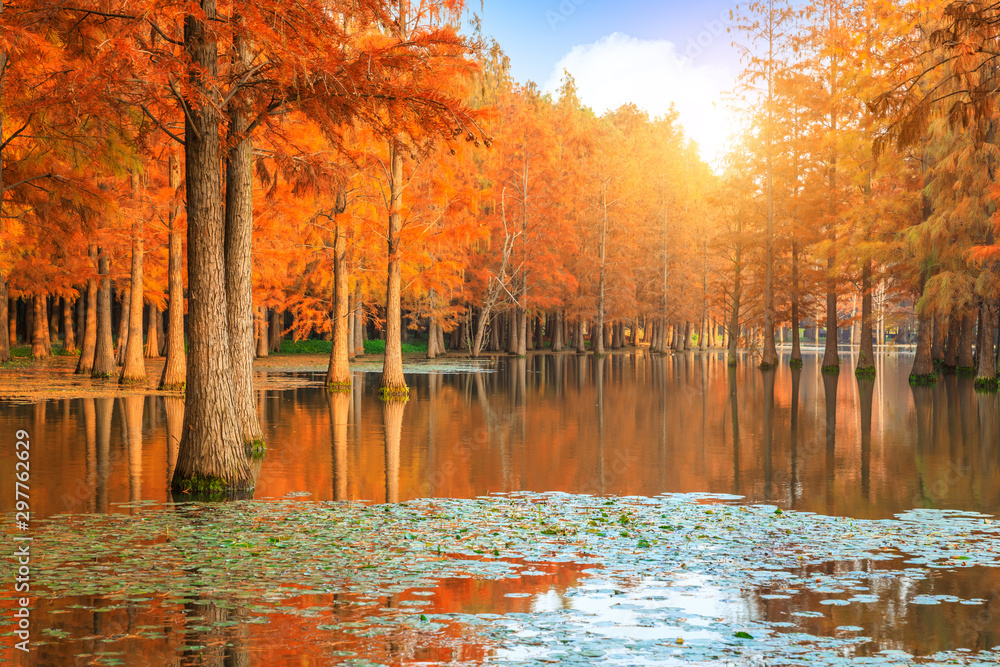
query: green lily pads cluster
2 492 999 665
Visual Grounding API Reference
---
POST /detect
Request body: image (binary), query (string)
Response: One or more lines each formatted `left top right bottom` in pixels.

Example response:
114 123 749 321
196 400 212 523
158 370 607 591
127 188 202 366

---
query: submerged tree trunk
92 249 116 377
975 300 997 390
910 310 936 383
160 161 187 390
943 314 961 371
172 0 254 492
115 289 130 366
856 259 875 375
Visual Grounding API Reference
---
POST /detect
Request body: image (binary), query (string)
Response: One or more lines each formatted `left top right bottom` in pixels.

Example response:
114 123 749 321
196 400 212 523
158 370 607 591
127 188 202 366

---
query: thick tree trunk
172 0 254 492
931 317 946 363
30 294 47 359
943 314 961 371
910 310 936 382
574 319 586 354
160 174 187 390
62 297 76 354
225 31 263 443
975 300 998 390
427 318 438 359
958 310 975 372
551 311 563 352
347 296 355 359
380 144 408 396
48 296 59 344
856 259 875 375
92 250 116 377
728 297 740 367
269 309 282 352
327 207 351 389
120 195 147 384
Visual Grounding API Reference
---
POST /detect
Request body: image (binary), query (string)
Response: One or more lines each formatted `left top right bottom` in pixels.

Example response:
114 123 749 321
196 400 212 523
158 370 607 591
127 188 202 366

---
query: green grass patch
909 373 938 386
364 339 428 355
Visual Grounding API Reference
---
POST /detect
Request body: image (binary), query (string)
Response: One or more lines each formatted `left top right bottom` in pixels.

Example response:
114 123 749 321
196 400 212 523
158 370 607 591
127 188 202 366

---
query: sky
475 0 746 166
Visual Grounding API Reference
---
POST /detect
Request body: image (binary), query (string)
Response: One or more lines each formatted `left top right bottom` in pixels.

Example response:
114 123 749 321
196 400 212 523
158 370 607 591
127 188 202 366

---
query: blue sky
473 0 746 164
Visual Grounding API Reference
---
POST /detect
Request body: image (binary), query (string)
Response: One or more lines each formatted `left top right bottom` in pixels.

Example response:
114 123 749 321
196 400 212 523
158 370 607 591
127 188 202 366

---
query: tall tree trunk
121 182 147 385
145 306 161 358
931 317 946 364
48 295 59 344
381 142 408 397
822 260 839 371
975 299 998 390
115 289 130 366
160 159 186 391
61 297 76 354
327 198 351 389
354 284 365 356
943 314 961 371
856 259 875 375
0 278 10 362
225 26 262 443
92 249 116 377
427 318 438 359
8 297 16 347
255 306 269 358
574 319 586 354
551 311 564 352
269 309 282 352
910 310 936 383
172 0 254 492
958 310 975 373
728 266 741 367
30 294 47 359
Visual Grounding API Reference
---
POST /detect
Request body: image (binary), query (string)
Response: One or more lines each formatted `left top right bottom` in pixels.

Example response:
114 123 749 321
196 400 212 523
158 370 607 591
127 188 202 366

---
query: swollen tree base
327 381 351 394
789 358 803 369
974 376 999 392
379 385 410 400
957 366 976 378
758 361 777 371
854 365 876 378
821 364 840 374
909 373 938 386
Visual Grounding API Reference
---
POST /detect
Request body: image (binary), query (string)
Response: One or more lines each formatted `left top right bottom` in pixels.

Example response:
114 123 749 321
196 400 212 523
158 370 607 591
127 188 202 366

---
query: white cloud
542 33 740 168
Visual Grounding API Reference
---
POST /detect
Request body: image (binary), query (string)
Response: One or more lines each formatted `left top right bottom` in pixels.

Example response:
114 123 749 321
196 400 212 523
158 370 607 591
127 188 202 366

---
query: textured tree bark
30 294 47 359
48 296 59 343
347 297 355 359
327 203 351 389
975 300 997 390
0 278 10 362
121 188 147 384
821 259 839 371
115 288 130 366
943 314 961 371
255 306 269 358
160 168 187 390
856 259 875 375
59 297 76 354
269 309 282 352
930 317 946 363
354 284 365 356
426 318 438 359
92 250 116 377
172 0 254 492
574 319 586 354
145 306 161 358
910 311 936 381
958 310 976 372
380 143 408 397
551 311 563 352
224 27 263 444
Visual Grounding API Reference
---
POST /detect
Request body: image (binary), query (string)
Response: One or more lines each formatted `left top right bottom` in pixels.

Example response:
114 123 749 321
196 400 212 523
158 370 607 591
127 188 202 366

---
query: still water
1 350 998 664
4 351 999 519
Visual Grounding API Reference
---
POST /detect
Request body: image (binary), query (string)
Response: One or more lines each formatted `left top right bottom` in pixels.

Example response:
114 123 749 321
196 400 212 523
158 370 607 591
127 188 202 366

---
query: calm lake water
1 350 999 664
